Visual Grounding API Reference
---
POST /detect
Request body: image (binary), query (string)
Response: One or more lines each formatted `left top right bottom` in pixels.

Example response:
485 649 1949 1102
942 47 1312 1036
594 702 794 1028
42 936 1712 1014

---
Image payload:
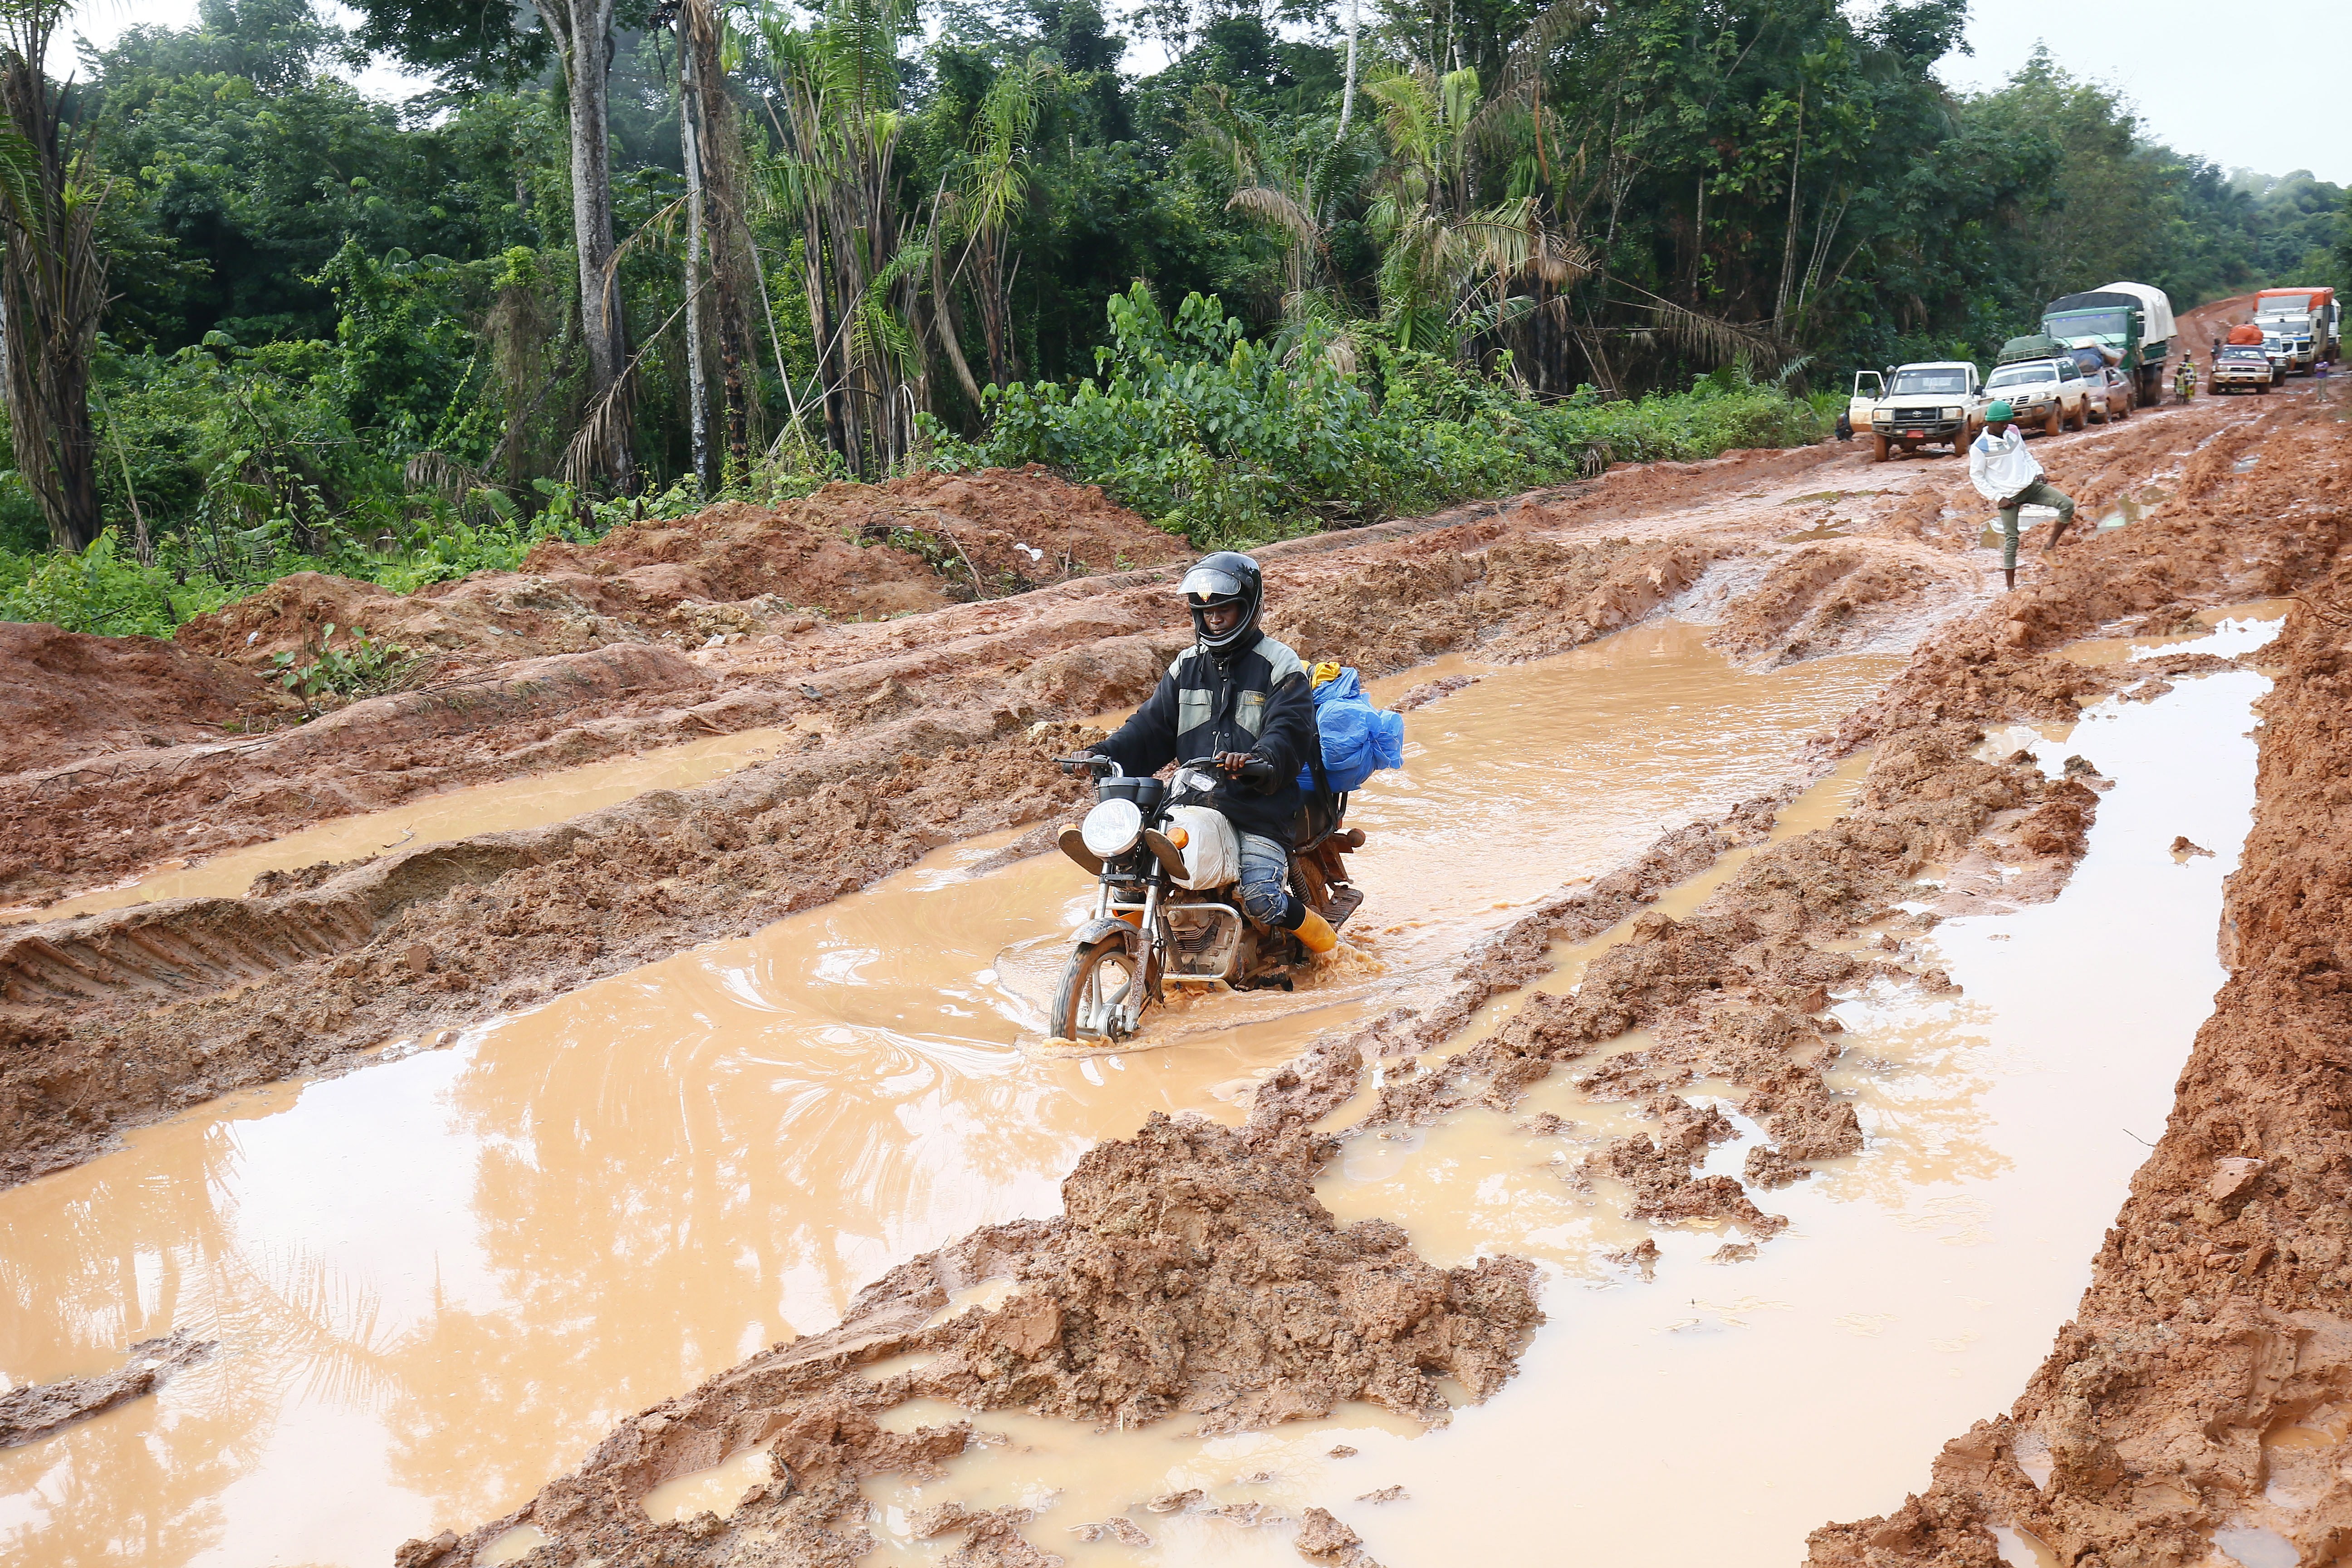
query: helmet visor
1181 565 1248 603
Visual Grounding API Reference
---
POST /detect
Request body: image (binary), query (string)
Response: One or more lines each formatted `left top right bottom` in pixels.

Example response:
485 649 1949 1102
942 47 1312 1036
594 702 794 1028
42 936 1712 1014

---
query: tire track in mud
378 388 2351 1568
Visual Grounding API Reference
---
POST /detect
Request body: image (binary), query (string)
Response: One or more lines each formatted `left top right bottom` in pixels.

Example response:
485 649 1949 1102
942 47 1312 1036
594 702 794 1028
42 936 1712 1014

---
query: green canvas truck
2039 282 2176 407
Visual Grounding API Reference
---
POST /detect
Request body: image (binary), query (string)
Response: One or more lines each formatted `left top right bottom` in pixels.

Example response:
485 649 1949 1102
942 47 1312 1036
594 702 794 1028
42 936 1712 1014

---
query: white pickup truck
1984 353 2093 436
1866 361 1987 461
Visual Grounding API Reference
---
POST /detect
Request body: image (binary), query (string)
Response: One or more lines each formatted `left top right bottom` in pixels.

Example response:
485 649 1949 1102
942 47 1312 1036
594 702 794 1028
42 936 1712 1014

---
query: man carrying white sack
1969 399 2078 591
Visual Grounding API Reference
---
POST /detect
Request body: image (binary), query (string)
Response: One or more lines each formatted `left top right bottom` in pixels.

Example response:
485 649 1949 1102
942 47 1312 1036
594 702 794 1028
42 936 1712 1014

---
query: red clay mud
395 1117 1538 1568
0 620 291 774
0 1329 215 1449
398 532 2169 1567
172 466 1187 671
2 368 2336 1557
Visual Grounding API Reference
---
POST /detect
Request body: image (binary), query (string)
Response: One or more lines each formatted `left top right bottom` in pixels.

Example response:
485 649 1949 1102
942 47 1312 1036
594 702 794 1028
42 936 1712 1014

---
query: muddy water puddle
4 724 806 925
2059 598 2291 668
832 659 2268 1565
0 621 1890 1568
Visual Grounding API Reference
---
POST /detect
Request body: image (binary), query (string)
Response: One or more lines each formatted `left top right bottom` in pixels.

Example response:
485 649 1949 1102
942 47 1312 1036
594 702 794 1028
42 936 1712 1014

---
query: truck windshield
1988 365 2057 386
2259 294 2313 315
2046 310 2131 338
1890 369 1969 394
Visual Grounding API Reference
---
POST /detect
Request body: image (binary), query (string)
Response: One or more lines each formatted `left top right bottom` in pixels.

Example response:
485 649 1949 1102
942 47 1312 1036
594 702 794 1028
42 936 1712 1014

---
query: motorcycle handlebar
1056 754 1123 779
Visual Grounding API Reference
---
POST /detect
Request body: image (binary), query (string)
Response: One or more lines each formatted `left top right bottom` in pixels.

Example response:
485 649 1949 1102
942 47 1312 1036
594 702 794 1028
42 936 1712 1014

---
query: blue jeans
1236 831 1298 931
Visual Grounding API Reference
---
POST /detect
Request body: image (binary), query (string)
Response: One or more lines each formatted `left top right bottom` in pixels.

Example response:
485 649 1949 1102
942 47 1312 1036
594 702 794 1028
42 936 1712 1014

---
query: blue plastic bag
1296 667 1405 793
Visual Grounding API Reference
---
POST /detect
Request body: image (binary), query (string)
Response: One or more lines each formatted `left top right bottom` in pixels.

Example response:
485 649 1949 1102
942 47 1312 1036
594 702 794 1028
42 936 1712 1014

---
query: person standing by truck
1970 401 2078 591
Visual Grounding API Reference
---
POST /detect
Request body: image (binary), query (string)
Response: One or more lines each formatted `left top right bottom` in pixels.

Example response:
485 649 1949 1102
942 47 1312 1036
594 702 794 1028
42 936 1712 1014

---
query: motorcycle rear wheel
1051 933 1147 1043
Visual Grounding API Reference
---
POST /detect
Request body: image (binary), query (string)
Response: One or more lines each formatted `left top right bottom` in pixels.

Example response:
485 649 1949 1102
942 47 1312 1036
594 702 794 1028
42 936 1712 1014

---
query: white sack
1163 804 1240 890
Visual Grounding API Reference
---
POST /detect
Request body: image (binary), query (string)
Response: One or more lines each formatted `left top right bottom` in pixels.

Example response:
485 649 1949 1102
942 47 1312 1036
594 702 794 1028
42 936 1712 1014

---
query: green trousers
1999 478 2077 569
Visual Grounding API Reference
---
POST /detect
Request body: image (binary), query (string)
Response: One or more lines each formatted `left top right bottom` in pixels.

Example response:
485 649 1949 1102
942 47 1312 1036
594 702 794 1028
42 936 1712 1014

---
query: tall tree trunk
535 0 633 490
678 15 715 495
0 7 104 556
682 0 752 480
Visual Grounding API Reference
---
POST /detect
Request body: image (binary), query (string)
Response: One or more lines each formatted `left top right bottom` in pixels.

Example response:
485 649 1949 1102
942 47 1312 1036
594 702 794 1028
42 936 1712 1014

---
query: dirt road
3 361 2347 1567
8 378 2310 1187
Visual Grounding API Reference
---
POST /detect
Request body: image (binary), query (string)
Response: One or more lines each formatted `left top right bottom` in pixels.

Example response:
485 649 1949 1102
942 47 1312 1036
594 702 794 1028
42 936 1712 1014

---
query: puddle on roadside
818 656 2266 1565
0 620 1893 1568
643 1449 774 1524
1993 1523 2062 1568
2091 494 2154 532
2059 598 2292 667
5 723 805 924
478 1524 551 1565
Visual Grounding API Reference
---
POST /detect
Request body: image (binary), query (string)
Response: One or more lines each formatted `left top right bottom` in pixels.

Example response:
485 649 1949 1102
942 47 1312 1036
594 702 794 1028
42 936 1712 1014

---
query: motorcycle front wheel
1051 933 1147 1043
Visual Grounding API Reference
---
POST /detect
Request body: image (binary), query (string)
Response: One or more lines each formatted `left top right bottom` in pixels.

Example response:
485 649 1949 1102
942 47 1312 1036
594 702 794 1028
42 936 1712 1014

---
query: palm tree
957 54 1051 389
1362 65 1585 362
0 0 103 553
753 0 929 477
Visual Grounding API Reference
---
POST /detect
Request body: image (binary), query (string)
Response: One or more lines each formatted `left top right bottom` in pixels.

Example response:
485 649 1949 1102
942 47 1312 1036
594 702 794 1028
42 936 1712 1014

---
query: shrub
0 529 229 638
927 284 1828 545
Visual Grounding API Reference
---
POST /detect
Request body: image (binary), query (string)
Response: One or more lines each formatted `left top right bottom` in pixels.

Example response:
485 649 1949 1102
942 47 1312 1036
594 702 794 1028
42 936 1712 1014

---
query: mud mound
0 1330 214 1448
0 620 289 773
1807 567 2352 1564
173 468 1186 671
401 1117 1539 1568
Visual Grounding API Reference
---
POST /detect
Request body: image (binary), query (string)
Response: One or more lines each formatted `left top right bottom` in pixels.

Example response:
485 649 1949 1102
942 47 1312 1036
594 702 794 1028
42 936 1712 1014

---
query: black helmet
1181 551 1263 652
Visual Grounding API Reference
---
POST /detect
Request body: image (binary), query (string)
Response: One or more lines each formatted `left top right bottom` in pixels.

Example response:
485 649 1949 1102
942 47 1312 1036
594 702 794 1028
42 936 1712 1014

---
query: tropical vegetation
0 0 2343 634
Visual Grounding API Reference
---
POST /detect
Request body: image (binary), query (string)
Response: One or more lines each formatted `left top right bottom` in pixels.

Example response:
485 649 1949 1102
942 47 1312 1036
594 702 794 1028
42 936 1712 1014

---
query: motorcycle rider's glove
1216 751 1278 791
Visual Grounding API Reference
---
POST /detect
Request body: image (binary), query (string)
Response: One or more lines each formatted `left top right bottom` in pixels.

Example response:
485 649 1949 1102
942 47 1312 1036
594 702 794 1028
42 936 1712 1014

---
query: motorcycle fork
1095 866 1166 1033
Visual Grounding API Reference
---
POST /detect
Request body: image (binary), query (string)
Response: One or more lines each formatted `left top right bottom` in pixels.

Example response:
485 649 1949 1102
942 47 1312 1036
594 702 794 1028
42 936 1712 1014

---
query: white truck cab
1867 361 1986 461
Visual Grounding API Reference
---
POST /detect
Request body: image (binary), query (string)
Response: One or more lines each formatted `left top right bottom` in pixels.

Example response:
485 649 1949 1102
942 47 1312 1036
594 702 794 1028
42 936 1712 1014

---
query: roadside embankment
1808 456 2352 1562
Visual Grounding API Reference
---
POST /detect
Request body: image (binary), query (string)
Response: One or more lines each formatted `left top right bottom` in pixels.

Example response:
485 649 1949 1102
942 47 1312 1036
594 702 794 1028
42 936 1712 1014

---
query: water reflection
0 623 1896 1568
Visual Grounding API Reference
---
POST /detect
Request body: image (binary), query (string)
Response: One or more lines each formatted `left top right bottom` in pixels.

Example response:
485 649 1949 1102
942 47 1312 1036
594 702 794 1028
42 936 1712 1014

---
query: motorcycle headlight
1080 798 1142 858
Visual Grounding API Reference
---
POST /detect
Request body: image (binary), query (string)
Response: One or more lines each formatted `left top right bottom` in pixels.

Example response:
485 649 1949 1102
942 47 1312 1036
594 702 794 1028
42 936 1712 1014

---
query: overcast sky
65 0 2349 186
1939 0 2346 185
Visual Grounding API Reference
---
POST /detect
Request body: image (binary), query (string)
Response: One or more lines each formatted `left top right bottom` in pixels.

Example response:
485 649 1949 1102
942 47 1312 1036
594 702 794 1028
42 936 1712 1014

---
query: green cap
1986 400 2014 421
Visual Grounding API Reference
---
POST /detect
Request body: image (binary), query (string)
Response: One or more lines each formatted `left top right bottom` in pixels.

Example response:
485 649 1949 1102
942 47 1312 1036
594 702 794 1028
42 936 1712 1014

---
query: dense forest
0 0 2342 637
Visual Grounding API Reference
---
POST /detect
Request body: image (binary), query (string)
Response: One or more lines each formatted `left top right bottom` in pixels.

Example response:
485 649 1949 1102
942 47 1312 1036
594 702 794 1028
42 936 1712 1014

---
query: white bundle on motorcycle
1162 804 1240 890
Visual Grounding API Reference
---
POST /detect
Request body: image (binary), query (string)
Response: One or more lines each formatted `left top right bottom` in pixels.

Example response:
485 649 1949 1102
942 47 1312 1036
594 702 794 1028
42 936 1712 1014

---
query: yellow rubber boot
1292 907 1339 955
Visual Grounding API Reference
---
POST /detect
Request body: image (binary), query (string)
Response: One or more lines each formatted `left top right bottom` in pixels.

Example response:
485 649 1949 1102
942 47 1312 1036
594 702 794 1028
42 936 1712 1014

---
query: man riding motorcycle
1088 552 1339 955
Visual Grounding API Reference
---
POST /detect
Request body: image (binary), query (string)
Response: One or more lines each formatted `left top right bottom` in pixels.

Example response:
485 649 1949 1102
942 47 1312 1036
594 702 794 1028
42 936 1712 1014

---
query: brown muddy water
850 658 2269 1567
0 622 1891 1568
0 724 806 925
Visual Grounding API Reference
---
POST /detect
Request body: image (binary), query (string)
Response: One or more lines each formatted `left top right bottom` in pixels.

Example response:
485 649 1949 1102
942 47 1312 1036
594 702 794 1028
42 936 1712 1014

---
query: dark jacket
1095 627 1317 841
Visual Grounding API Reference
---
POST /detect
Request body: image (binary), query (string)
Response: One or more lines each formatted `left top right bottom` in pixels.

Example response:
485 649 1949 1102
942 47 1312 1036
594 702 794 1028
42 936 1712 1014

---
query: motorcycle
1046 755 1364 1043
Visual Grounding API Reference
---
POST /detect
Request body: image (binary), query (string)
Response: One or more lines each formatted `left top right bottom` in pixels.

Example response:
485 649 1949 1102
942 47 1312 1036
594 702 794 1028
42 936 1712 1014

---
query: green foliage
931 285 1824 544
268 622 418 710
0 0 2329 652
0 529 229 638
